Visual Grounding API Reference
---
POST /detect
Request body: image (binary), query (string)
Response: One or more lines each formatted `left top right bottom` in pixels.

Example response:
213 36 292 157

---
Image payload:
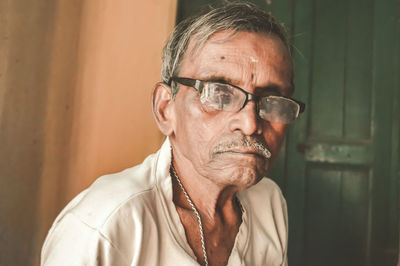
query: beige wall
63 0 177 202
0 0 176 265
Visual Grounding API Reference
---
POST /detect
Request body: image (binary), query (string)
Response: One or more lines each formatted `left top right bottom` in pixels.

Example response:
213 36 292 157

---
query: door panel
304 166 370 265
345 0 373 139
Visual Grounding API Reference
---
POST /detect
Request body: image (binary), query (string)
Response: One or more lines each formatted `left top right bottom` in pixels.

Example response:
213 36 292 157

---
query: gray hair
161 1 291 96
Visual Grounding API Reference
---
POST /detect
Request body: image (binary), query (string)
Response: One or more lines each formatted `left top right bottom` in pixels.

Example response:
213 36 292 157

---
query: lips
216 147 269 159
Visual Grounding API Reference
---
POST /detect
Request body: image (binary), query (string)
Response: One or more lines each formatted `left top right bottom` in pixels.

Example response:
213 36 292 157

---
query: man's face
169 31 293 189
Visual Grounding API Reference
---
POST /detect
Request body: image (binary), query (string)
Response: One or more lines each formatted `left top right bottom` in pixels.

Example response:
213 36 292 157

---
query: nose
228 100 263 135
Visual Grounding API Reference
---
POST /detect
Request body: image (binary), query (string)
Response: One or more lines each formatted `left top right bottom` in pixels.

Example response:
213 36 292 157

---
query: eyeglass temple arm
298 101 306 113
170 77 204 92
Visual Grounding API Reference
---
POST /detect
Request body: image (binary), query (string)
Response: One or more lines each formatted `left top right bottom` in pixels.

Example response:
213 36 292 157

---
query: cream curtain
0 0 176 264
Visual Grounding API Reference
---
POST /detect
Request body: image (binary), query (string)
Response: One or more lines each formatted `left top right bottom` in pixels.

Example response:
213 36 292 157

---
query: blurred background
0 0 399 265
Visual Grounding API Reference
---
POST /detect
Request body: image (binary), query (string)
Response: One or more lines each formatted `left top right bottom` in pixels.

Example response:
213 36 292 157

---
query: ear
152 82 174 136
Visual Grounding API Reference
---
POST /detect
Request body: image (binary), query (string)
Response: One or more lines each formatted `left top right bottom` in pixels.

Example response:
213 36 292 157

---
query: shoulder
42 139 173 264
41 158 159 266
41 211 131 266
54 151 160 232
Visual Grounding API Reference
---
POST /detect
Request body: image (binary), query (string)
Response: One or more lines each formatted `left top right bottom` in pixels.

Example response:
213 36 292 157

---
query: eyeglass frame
168 76 306 117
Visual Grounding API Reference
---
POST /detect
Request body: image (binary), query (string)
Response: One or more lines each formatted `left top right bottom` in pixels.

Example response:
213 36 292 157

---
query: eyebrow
203 76 235 84
201 75 283 95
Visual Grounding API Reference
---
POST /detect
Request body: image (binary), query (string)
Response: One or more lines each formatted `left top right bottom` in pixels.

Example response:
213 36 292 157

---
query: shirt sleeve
41 212 129 266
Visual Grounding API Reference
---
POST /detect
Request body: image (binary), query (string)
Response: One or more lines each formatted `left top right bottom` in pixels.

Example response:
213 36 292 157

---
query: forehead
179 31 293 93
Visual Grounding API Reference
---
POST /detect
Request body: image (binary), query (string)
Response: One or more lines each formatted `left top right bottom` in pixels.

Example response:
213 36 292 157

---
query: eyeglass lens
200 82 300 124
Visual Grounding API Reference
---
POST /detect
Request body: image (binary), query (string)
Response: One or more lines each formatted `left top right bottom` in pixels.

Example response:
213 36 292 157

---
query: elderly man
42 2 304 266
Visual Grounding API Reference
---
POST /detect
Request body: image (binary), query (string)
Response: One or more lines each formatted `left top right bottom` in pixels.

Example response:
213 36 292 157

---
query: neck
170 152 242 226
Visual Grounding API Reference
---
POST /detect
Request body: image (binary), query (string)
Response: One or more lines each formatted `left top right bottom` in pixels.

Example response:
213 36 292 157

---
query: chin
223 167 265 189
205 155 269 188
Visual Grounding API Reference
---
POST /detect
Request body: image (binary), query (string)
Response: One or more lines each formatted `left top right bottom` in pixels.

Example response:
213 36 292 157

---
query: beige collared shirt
41 138 288 266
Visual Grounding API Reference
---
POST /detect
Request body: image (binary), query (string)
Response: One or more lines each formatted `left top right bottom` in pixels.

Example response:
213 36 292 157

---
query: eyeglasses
169 77 305 124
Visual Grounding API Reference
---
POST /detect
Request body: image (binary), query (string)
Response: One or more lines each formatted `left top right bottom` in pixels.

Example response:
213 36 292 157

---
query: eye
214 84 234 104
200 83 234 110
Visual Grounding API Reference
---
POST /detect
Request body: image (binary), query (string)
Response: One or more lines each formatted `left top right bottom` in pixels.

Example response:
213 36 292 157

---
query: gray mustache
212 137 271 159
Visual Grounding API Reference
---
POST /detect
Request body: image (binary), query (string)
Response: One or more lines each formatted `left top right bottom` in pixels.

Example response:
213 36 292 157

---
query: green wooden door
283 0 400 265
177 0 400 265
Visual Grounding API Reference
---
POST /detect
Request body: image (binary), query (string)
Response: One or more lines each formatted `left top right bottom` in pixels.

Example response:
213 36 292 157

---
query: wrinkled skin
170 31 293 192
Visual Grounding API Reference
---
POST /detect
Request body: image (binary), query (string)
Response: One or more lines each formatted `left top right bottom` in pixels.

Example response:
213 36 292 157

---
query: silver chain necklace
170 164 209 266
